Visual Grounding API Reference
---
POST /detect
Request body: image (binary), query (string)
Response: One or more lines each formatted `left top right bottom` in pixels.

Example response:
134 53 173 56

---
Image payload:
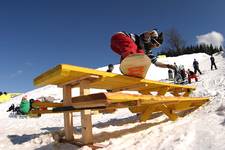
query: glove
157 32 163 44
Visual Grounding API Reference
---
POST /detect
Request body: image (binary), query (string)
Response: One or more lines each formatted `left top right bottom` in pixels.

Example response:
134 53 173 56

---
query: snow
0 52 225 150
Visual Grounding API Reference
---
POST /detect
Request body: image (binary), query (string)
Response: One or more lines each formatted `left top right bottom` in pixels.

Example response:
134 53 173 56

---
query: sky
0 0 225 92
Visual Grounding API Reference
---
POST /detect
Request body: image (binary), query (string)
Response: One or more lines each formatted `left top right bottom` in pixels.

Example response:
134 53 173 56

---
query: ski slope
0 52 225 150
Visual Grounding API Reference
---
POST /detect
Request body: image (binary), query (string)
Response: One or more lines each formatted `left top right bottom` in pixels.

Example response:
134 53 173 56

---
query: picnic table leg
80 81 93 144
63 85 74 141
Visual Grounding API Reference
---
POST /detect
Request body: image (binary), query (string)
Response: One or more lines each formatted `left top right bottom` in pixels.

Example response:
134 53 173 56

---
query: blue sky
0 0 225 92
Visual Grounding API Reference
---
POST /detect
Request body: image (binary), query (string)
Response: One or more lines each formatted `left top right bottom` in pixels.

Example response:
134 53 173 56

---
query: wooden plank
63 85 74 141
159 104 178 121
69 92 209 108
32 101 63 108
33 64 196 93
139 106 155 122
157 87 170 96
111 83 148 92
58 75 101 88
71 93 108 108
80 80 93 145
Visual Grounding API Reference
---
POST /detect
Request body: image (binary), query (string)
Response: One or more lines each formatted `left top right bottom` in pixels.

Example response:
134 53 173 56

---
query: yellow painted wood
32 102 63 108
160 104 178 121
139 106 155 122
129 106 148 113
102 93 209 104
34 64 195 93
157 87 170 96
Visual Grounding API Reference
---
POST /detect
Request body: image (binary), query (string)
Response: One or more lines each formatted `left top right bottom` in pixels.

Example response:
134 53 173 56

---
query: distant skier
193 59 202 75
187 69 198 83
110 29 175 70
210 54 217 70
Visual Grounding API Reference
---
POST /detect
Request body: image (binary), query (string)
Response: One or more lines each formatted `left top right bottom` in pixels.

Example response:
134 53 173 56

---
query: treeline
159 44 224 57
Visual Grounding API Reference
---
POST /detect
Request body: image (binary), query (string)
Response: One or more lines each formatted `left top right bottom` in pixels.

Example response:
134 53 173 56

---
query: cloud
10 70 23 78
25 62 33 67
196 31 224 48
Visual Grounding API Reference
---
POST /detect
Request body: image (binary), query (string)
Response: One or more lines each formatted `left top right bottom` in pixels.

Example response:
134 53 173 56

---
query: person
168 69 173 81
107 64 114 72
193 59 202 75
210 54 217 70
179 65 186 81
106 64 114 92
19 96 30 115
110 29 175 70
173 62 178 78
187 69 198 83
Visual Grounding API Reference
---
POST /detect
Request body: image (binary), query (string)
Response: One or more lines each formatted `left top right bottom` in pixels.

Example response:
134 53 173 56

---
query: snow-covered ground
0 52 225 150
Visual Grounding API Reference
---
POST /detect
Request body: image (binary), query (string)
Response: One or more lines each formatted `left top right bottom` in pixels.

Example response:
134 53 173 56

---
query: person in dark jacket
107 64 114 72
210 54 217 70
168 69 173 80
193 59 202 75
110 29 175 70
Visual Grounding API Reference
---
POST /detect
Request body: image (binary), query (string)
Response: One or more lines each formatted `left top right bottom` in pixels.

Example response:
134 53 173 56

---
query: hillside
0 52 225 150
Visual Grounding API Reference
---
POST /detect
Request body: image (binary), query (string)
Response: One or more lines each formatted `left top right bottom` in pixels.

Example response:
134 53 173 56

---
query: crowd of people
168 54 218 84
0 91 8 96
7 96 48 116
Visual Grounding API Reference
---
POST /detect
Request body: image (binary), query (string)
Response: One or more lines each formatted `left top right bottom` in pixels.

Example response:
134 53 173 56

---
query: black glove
157 32 163 44
166 64 176 70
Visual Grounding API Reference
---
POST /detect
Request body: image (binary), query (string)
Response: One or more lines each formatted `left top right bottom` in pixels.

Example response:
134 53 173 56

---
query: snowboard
120 53 151 78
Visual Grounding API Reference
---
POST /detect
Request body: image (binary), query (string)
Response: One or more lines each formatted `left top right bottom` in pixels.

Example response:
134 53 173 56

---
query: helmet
151 29 159 38
149 29 163 47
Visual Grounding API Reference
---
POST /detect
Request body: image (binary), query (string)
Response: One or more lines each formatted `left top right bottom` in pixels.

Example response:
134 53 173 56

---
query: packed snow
0 52 225 150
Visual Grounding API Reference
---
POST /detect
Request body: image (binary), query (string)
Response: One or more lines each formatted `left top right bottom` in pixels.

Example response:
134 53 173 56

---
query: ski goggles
150 38 160 47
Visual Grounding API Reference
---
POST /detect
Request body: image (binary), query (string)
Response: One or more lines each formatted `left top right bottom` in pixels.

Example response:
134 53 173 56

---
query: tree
219 45 224 51
163 28 186 55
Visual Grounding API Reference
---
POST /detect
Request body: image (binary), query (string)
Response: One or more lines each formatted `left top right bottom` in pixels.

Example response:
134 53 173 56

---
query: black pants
194 67 202 75
211 62 217 70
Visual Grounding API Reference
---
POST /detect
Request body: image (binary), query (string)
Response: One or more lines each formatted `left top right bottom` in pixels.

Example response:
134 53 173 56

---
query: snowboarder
210 54 217 70
193 59 202 75
110 29 175 70
187 69 198 83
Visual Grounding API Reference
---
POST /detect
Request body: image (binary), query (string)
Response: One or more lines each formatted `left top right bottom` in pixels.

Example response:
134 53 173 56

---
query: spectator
179 65 186 81
210 54 217 70
173 62 178 77
19 96 30 115
106 64 114 92
187 69 198 83
193 59 202 75
107 64 114 72
168 69 173 80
